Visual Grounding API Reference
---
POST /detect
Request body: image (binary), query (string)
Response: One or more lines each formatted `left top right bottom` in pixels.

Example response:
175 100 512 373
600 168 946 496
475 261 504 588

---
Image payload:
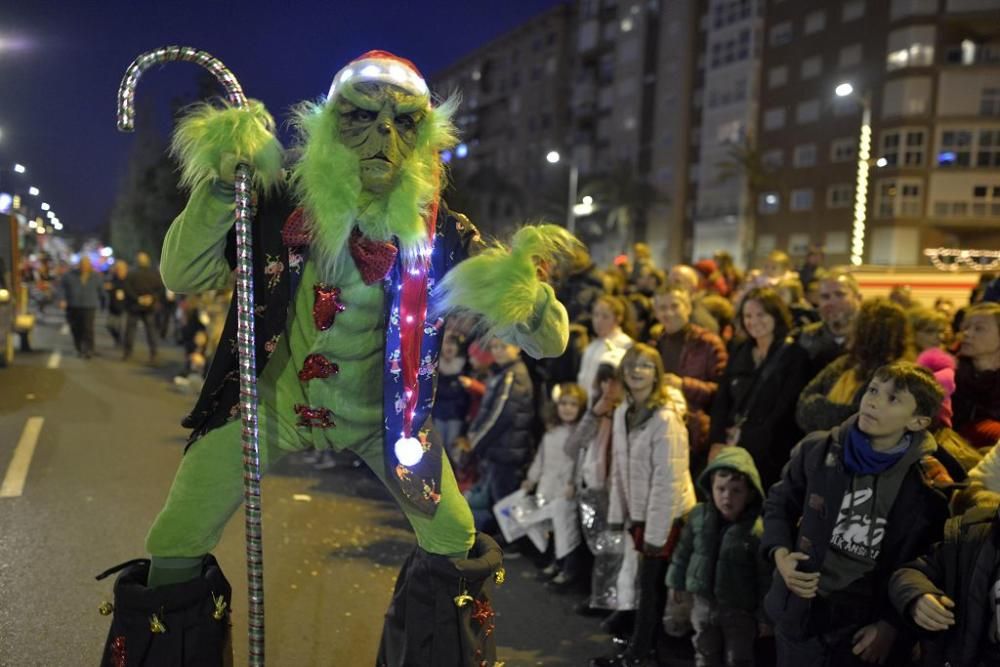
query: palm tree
580 162 669 253
715 135 778 268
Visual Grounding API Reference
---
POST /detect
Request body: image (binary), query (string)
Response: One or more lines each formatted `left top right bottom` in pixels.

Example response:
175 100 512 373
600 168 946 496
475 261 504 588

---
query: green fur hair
171 100 284 192
435 224 581 333
290 95 460 273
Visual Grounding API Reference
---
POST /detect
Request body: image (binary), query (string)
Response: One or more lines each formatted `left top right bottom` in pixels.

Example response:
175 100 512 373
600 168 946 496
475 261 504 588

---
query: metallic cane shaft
116 46 265 666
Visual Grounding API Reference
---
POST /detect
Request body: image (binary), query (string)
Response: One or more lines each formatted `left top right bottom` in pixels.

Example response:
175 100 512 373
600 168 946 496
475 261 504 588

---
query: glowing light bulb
395 437 424 466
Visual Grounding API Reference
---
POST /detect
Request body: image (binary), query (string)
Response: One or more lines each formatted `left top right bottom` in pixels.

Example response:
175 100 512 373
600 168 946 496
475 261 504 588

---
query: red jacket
651 324 728 457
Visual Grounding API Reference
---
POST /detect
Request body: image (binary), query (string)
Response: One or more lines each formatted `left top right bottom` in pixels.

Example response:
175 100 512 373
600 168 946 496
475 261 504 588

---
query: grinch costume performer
98 50 575 667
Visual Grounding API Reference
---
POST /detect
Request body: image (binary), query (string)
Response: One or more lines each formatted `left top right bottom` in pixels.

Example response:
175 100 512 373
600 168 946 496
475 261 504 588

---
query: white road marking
59 323 69 336
0 417 45 498
46 350 61 369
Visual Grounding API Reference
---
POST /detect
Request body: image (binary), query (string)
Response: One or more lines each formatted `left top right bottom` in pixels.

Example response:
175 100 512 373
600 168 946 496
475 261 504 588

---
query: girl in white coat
595 343 696 667
522 383 588 585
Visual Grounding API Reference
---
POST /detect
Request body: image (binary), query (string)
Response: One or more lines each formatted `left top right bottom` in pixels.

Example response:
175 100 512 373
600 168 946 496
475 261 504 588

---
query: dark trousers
629 552 670 657
66 307 95 355
124 310 157 358
106 311 125 344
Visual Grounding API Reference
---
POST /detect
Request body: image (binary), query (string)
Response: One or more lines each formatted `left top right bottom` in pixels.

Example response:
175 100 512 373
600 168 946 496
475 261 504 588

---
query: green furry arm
161 180 235 294
436 224 581 359
171 100 284 192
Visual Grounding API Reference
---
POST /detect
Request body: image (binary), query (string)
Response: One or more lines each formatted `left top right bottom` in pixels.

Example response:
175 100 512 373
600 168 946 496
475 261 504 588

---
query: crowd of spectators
427 242 1000 667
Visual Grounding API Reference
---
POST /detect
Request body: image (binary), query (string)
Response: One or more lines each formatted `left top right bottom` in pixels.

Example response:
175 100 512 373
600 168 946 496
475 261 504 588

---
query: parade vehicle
847 248 996 308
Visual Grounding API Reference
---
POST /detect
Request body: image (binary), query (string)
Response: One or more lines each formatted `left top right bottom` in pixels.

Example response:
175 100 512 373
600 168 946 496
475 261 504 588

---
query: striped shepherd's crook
117 46 266 666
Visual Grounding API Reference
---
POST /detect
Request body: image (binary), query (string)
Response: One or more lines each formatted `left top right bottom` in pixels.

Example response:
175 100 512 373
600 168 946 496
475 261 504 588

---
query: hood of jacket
697 445 765 505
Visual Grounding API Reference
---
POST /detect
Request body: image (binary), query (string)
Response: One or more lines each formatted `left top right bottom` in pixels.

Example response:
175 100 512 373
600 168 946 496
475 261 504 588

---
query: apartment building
755 0 1000 267
429 5 574 237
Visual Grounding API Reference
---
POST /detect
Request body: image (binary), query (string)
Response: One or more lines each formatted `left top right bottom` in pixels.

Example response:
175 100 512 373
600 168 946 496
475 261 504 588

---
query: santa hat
327 50 430 106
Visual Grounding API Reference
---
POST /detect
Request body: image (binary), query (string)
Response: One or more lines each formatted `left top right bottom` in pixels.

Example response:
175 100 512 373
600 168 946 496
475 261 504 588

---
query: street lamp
545 150 579 234
13 163 25 174
836 81 871 266
28 186 38 196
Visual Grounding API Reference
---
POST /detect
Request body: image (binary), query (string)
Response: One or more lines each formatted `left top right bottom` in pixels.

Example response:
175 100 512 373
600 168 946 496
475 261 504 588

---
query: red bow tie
348 227 398 285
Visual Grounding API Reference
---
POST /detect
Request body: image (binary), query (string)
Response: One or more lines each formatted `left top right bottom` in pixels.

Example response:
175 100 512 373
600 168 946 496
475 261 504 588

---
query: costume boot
377 533 504 667
96 556 233 667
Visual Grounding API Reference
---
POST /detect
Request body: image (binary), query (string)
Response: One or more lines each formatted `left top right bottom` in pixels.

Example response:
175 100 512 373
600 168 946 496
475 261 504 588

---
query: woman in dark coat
708 287 809 490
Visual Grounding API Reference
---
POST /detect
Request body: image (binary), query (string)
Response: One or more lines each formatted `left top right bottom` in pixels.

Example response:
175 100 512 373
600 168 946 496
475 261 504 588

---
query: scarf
844 423 909 475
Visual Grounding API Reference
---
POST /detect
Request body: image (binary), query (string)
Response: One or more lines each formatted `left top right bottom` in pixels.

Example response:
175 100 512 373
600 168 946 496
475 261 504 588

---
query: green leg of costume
145 416 474 584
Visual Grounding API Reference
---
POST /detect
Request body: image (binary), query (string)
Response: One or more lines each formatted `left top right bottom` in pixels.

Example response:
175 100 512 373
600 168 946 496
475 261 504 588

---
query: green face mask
335 82 426 195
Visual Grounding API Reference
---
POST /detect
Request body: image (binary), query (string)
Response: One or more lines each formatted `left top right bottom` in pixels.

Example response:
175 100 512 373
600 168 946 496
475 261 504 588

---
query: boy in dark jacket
762 361 949 666
888 496 1000 667
667 446 770 666
467 337 536 531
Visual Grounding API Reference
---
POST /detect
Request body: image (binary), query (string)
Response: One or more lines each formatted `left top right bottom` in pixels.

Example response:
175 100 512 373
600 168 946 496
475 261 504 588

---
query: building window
881 128 926 166
768 65 788 89
886 26 936 71
938 129 974 166
839 43 863 68
800 56 822 80
828 184 854 208
876 179 923 218
793 143 818 167
981 88 1000 116
831 137 857 162
882 77 932 117
805 10 826 34
769 21 793 47
889 0 937 20
796 99 820 124
759 192 780 214
764 107 787 130
970 184 1000 217
978 129 1000 167
842 1 865 22
762 149 784 168
709 29 752 68
791 188 815 211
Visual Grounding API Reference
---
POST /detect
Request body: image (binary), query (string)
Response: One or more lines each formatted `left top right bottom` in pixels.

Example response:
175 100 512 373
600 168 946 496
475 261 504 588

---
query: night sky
0 0 565 236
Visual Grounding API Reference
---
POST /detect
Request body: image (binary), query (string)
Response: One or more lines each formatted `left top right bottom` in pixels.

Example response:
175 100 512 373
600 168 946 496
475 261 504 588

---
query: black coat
468 359 536 467
123 266 164 315
709 337 809 489
889 507 1000 667
761 419 952 640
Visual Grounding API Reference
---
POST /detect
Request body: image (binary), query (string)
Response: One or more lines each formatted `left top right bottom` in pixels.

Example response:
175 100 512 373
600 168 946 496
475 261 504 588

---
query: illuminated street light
835 81 871 266
545 149 578 233
582 195 594 206
13 163 25 174
41 202 50 211
46 211 54 219
876 157 888 168
835 83 854 98
28 186 39 196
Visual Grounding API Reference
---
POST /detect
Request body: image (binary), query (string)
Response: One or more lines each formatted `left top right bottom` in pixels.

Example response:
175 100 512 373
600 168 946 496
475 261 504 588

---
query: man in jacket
122 251 164 362
762 362 951 666
651 287 727 477
796 271 861 381
889 499 1000 666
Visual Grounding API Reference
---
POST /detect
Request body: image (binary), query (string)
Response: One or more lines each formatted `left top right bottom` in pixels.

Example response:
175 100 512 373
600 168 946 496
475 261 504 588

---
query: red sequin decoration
281 207 312 247
298 354 339 382
348 228 398 285
111 636 127 667
294 404 336 428
312 284 346 331
471 598 495 637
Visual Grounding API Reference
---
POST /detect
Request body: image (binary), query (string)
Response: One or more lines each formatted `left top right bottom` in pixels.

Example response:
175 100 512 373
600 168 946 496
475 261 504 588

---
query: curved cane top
117 46 247 132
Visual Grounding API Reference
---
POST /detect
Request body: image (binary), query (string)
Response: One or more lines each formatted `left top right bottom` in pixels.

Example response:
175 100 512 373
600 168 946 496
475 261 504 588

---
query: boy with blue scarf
762 361 950 666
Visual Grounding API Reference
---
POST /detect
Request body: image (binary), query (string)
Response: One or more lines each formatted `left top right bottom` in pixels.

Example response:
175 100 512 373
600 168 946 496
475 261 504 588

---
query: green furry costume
101 51 575 666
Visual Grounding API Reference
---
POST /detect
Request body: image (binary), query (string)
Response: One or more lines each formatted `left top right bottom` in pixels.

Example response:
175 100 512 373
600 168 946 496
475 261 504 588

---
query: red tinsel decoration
298 354 339 382
111 636 127 667
294 404 336 428
312 284 346 331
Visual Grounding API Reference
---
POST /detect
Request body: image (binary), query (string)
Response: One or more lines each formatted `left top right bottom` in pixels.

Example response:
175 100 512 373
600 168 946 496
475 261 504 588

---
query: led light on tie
395 436 424 467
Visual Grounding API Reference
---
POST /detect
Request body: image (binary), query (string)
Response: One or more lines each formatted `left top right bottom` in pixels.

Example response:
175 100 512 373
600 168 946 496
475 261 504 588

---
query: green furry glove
171 100 284 192
435 224 580 359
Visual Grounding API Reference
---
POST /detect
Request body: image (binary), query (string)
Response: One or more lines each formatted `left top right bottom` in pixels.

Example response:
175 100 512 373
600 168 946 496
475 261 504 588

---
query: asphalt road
1 311 695 667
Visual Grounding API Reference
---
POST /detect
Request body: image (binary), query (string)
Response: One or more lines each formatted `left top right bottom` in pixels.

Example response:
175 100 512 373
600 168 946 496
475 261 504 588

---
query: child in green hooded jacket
667 446 770 666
